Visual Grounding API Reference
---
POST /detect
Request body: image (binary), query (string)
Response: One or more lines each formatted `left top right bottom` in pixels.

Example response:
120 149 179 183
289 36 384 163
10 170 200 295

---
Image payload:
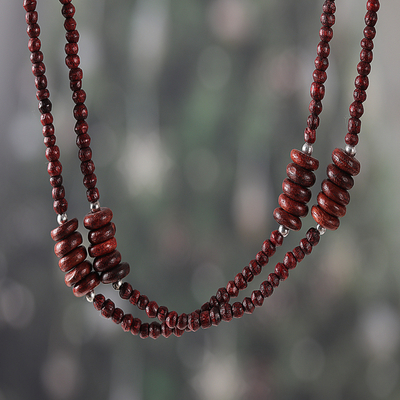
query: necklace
23 0 379 339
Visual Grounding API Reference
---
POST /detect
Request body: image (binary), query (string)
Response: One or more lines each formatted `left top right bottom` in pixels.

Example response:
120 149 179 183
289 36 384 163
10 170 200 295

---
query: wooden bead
286 163 316 187
88 237 117 258
282 178 312 203
273 207 302 231
83 207 113 230
242 266 254 283
249 259 263 275
93 250 121 272
275 263 289 280
173 327 185 337
261 239 276 257
161 322 173 338
216 287 230 304
101 262 130 284
232 302 244 318
242 297 255 314
209 295 219 308
93 294 105 310
260 281 273 298
292 246 305 262
144 301 158 319
58 245 87 272
322 179 350 206
332 148 361 176
283 252 297 270
290 149 319 170
219 303 233 322
317 192 346 217
131 318 141 336
149 322 161 339
270 230 284 247
64 260 92 287
226 280 239 297
251 290 264 307
51 218 78 241
88 222 115 244
300 238 312 255
278 194 308 217
101 299 115 318
72 271 100 297
129 289 140 306
327 164 354 190
54 231 82 258
119 281 133 299
166 311 178 328
139 323 149 339
200 311 212 329
306 227 320 246
157 306 169 323
210 307 221 326
268 273 280 287
311 205 340 230
112 308 124 324
234 273 247 290
121 314 134 332
188 312 201 331
137 295 149 311
177 313 188 330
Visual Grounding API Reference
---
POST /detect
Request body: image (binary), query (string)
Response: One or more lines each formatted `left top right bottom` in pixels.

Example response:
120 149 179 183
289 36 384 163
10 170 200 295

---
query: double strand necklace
23 0 380 339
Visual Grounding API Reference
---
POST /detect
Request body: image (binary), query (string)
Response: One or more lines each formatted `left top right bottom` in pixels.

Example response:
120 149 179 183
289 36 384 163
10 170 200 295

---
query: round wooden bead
283 252 297 270
112 308 124 324
161 322 173 338
234 273 247 290
88 237 117 258
278 194 308 217
93 294 105 310
149 322 161 339
157 306 169 323
129 289 140 306
64 260 92 287
131 318 141 336
54 231 82 258
166 311 178 328
322 179 350 206
242 297 255 314
119 282 133 299
200 311 212 329
209 307 221 326
51 218 79 241
146 301 159 319
139 323 149 339
286 163 316 187
72 271 100 297
121 314 134 332
177 313 188 330
216 287 230 304
83 207 113 230
306 227 320 246
327 164 354 190
249 259 263 275
137 295 149 311
300 238 312 255
317 192 346 217
88 222 116 245
188 312 201 331
232 302 244 318
209 296 219 308
290 149 319 170
226 280 239 297
58 245 87 272
260 281 274 298
219 303 233 322
242 266 254 283
282 178 312 203
332 148 360 176
101 299 115 318
261 239 276 257
101 262 130 284
275 263 289 280
251 290 264 307
311 205 340 230
173 327 185 337
268 273 280 287
93 250 121 272
273 207 302 231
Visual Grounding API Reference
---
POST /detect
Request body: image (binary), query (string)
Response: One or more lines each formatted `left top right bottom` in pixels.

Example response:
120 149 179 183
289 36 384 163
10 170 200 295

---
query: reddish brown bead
357 61 371 76
53 199 68 215
317 41 330 57
121 314 134 332
332 148 361 176
72 89 86 104
69 68 83 81
84 207 113 230
234 273 247 290
75 120 88 135
88 223 116 245
89 237 117 258
93 250 121 272
78 148 92 162
322 1 336 14
200 311 212 329
287 163 316 187
58 245 87 272
129 289 140 306
137 295 149 311
304 128 317 144
29 38 41 53
177 313 188 330
348 116 362 133
65 54 80 69
86 188 100 203
83 173 97 189
260 281 273 298
300 238 313 255
278 194 308 217
345 133 359 147
61 3 75 18
47 161 62 176
161 322 173 338
319 26 333 42
54 231 82 258
65 42 78 55
119 281 133 299
166 311 178 328
30 50 43 63
327 164 354 190
209 296 219 308
282 178 312 203
307 114 319 130
144 301 159 319
251 290 264 307
131 318 141 336
349 101 364 118
26 10 38 24
273 207 302 231
149 322 161 339
322 179 350 206
268 273 280 288
355 75 369 90
283 252 297 270
364 26 376 40
112 308 124 324
315 56 329 71
139 323 149 339
219 303 233 322
209 307 221 326
157 306 169 323
242 266 254 283
70 80 82 91
27 23 40 38
64 260 91 287
261 239 276 257
291 149 320 171
46 145 60 162
309 99 323 115
242 297 255 314
275 263 289 281
226 280 239 297
312 70 327 84
365 10 378 27
101 262 130 284
306 227 320 246
76 133 91 148
367 0 380 12
292 246 305 262
93 294 105 310
201 302 210 312
42 123 55 137
73 104 88 120
80 160 95 175
320 12 335 27
51 218 78 241
64 17 76 31
73 271 100 297
232 302 244 318
311 205 340 230
24 0 37 12
44 135 56 147
310 82 325 101
216 287 230 304
249 259 263 275
188 312 201 331
317 192 346 217
270 230 283 247
36 88 49 101
173 327 185 337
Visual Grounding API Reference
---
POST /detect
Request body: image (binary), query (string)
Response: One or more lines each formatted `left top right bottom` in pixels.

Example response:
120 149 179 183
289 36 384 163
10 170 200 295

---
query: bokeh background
1 0 400 399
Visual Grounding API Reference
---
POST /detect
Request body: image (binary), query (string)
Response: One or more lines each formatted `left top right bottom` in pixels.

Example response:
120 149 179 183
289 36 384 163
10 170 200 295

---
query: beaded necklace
23 0 379 339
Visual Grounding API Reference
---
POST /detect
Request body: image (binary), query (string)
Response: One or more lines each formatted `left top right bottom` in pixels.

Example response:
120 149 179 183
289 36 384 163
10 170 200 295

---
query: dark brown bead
131 318 141 335
304 128 316 144
306 227 321 247
349 101 364 118
242 297 255 314
86 188 100 203
177 313 188 330
46 145 60 161
88 222 116 245
65 42 78 55
80 160 95 175
101 262 130 284
121 314 134 332
249 259 263 275
260 281 273 298
64 260 91 287
310 82 325 101
209 296 219 308
112 308 124 324
314 56 329 71
251 290 264 307
320 12 335 27
84 207 113 230
149 322 161 339
137 295 149 311
200 311 212 329
322 179 350 206
291 149 319 171
64 17 76 31
268 273 280 288
54 231 82 258
166 311 178 328
24 0 37 12
188 312 201 331
139 323 149 339
317 192 346 217
44 135 56 147
66 30 79 43
307 114 320 130
30 50 43 63
292 246 305 262
72 89 86 104
93 250 121 272
309 99 323 115
232 302 244 318
42 123 55 137
65 54 80 69
119 281 133 299
319 26 333 42
216 287 230 304
273 207 302 231
322 1 336 14
278 194 308 217
29 38 41 52
365 10 378 26
83 173 97 189
32 62 46 76
73 271 100 297
78 146 92 162
27 23 40 38
161 322 173 338
89 237 117 258
282 178 312 203
53 199 68 215
355 75 369 90
69 67 83 81
201 302 210 312
332 148 360 176
76 132 91 147
287 163 316 187
317 41 330 57
261 239 276 257
58 245 87 272
173 327 185 337
270 230 283 247
367 0 380 11
51 218 78 241
348 116 362 133
61 3 75 18
311 205 340 230
363 26 376 40
345 133 359 147
209 307 221 326
25 10 38 23
93 294 105 310
146 301 159 319
47 160 61 177
226 280 239 297
157 306 169 323
312 70 327 84
70 80 82 91
73 104 88 120
242 266 253 283
357 61 371 76
275 263 289 281
327 164 354 190
219 303 233 322
234 273 247 290
300 238 312 255
36 88 49 101
129 289 140 306
283 252 297 270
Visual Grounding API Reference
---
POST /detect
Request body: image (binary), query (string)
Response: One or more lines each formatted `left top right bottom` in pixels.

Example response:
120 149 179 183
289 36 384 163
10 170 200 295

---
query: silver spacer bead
302 142 313 156
344 144 356 156
112 280 123 290
278 225 290 237
57 213 68 225
317 224 326 235
86 291 95 302
90 201 101 211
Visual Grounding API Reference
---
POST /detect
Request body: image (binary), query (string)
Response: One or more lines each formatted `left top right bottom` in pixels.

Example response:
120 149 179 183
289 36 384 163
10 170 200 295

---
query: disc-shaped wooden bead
286 163 316 187
88 237 117 258
64 260 92 287
282 178 311 203
311 205 340 230
54 231 83 258
290 149 319 170
88 222 116 245
72 271 100 297
93 250 121 272
58 245 87 272
317 192 346 217
278 194 308 217
273 207 302 231
327 164 354 190
322 179 350 206
83 207 113 230
51 218 78 241
101 262 130 284
332 148 360 176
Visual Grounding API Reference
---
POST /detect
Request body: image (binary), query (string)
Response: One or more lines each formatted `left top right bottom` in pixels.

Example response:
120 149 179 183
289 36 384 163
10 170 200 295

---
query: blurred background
1 0 400 399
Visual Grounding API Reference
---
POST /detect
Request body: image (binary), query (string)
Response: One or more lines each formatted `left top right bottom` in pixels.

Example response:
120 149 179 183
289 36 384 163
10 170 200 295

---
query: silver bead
86 291 95 302
90 201 101 211
57 213 68 225
112 280 123 290
278 225 290 237
344 144 356 156
317 224 326 235
302 143 313 156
